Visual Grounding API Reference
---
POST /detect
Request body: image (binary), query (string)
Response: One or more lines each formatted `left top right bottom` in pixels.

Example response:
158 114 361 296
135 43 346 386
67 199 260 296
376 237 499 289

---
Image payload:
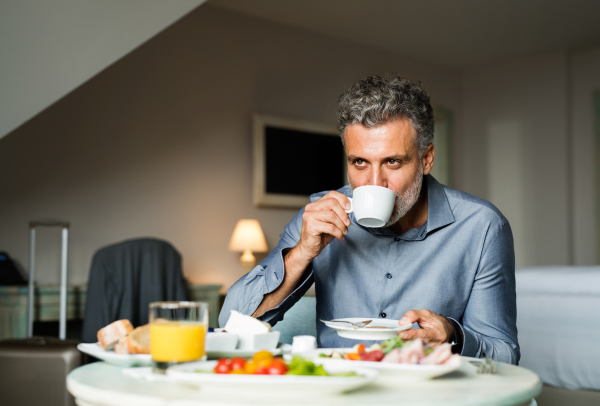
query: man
220 74 519 364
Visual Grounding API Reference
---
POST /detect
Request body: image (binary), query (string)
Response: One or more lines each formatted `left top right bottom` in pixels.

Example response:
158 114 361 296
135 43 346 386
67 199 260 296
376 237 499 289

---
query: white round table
67 358 541 406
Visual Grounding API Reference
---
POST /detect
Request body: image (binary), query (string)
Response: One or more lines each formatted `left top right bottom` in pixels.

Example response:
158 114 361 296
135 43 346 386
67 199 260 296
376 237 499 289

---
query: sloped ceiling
211 0 600 68
0 0 206 141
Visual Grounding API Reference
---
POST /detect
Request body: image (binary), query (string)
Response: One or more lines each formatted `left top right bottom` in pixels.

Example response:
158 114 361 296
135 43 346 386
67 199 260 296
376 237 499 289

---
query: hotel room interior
0 1 599 405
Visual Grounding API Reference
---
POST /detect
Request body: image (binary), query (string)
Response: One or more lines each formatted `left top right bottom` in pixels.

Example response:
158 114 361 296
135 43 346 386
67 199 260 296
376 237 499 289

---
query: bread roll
97 319 134 350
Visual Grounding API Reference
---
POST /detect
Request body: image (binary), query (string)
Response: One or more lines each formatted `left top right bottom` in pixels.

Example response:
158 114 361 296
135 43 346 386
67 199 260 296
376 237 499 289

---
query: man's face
344 119 432 225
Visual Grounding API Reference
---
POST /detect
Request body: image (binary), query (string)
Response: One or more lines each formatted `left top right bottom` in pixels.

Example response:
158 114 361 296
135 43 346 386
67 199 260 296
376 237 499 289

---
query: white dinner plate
166 360 378 396
77 343 152 367
305 348 463 379
78 342 287 367
322 318 412 340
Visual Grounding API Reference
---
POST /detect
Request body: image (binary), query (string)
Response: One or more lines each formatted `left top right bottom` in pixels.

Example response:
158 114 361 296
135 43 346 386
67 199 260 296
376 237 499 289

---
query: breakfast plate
77 343 152 367
304 348 463 378
166 360 378 396
78 342 288 366
322 318 412 340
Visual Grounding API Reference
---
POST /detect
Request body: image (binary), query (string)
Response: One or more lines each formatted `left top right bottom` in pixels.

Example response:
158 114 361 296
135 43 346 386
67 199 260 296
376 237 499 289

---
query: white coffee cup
346 185 396 228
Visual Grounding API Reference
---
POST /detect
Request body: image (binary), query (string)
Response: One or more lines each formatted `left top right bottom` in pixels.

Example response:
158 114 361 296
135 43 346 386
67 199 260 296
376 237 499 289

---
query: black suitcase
0 220 83 406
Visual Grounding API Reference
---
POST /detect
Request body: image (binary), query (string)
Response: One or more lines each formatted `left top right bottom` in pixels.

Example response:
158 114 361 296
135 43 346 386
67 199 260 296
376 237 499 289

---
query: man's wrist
445 317 464 354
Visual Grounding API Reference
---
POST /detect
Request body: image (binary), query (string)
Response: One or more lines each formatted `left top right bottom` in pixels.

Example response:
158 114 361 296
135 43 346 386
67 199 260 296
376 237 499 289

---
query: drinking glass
149 301 208 373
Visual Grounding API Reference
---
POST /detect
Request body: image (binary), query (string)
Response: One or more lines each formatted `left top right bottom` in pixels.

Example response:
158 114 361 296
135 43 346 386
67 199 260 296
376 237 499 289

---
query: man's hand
295 191 352 264
397 309 454 346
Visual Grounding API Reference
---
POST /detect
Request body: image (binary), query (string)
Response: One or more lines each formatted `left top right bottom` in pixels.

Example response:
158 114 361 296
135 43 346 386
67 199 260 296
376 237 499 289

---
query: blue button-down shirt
220 175 519 364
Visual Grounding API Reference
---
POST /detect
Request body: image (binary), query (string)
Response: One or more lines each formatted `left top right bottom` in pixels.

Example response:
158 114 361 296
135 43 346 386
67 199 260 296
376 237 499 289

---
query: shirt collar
354 174 455 240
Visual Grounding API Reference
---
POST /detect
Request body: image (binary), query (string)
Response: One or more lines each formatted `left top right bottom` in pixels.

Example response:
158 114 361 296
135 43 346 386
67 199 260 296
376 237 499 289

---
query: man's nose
368 169 387 188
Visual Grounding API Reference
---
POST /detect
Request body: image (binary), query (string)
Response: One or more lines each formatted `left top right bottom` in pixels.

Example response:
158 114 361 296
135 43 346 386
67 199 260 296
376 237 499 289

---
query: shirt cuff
254 248 315 326
445 317 464 355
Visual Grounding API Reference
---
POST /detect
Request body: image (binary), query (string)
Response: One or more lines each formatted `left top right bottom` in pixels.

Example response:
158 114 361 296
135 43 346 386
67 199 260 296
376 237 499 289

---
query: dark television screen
265 126 345 196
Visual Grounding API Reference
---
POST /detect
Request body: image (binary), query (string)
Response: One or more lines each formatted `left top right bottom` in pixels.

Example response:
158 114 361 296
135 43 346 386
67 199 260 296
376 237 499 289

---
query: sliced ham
382 339 425 364
420 343 453 365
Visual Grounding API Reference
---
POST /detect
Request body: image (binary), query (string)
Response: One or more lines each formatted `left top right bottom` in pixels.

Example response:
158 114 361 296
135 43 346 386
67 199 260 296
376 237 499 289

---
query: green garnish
381 337 406 354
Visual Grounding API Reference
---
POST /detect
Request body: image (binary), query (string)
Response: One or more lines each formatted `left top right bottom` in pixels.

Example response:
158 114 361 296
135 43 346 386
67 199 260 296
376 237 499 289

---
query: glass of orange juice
149 301 208 373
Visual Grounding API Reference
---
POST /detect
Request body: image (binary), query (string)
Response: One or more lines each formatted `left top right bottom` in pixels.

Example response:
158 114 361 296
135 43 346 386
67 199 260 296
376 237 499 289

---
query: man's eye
354 159 365 165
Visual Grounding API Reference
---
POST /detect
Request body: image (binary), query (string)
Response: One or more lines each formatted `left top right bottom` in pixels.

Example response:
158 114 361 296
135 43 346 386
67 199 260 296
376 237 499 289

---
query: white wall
0 5 461 289
459 53 571 267
570 47 600 265
0 0 206 141
460 47 600 267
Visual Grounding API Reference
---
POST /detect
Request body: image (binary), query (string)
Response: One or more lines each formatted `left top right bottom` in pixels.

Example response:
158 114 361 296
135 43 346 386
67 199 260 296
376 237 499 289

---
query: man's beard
384 164 424 227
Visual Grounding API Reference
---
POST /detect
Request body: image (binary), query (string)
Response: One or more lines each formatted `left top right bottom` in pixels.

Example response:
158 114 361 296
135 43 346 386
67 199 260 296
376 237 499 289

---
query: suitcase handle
28 220 69 340
29 220 70 228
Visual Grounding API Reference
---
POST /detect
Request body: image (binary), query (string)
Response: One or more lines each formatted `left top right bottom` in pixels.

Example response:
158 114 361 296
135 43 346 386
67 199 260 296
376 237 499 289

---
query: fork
320 319 373 328
470 355 497 374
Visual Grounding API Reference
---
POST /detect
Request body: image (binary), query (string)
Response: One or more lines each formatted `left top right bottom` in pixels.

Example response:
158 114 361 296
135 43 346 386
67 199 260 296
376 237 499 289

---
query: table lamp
228 219 268 269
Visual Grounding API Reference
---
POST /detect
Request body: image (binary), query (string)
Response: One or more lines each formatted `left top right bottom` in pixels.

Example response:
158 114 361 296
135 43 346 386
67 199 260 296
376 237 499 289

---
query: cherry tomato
268 361 288 375
230 357 247 371
255 365 270 375
214 360 231 374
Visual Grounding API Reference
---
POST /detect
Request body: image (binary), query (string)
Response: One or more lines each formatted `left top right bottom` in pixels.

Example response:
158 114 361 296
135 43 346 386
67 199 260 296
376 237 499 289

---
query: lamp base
240 250 256 273
240 250 255 263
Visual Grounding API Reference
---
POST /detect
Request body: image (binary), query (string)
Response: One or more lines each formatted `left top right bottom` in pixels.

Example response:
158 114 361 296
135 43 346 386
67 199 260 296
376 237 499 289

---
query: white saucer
322 318 412 340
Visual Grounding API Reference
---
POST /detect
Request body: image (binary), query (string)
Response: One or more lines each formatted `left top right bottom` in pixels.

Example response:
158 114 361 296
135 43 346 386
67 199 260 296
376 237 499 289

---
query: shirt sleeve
450 220 520 365
218 208 315 328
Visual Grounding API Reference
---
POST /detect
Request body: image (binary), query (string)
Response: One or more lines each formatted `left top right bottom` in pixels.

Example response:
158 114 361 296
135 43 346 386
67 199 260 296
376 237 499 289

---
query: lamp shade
228 219 268 253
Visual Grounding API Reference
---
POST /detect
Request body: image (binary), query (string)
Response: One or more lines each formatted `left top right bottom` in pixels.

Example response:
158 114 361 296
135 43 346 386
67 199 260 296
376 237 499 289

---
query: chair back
271 296 317 344
81 238 187 342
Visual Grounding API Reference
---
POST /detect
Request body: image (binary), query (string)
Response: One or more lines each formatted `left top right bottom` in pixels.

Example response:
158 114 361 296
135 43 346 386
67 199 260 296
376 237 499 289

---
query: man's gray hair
337 74 434 156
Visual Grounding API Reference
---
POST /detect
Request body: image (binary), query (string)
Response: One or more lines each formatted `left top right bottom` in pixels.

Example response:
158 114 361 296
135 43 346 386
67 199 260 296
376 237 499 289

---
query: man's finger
399 328 428 341
399 309 423 325
312 210 348 236
314 196 351 227
323 190 352 211
310 220 345 242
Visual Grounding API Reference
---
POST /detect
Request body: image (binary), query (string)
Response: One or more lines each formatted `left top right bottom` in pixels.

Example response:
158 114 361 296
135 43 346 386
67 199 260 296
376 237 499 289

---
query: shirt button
394 237 400 242
386 273 392 279
380 312 387 318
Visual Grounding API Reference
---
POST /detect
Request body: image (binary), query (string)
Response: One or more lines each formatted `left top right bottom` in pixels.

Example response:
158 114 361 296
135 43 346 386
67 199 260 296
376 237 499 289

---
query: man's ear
422 144 434 175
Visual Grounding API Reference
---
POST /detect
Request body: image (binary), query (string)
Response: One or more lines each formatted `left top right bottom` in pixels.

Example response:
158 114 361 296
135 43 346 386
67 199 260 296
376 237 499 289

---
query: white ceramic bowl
205 332 238 352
